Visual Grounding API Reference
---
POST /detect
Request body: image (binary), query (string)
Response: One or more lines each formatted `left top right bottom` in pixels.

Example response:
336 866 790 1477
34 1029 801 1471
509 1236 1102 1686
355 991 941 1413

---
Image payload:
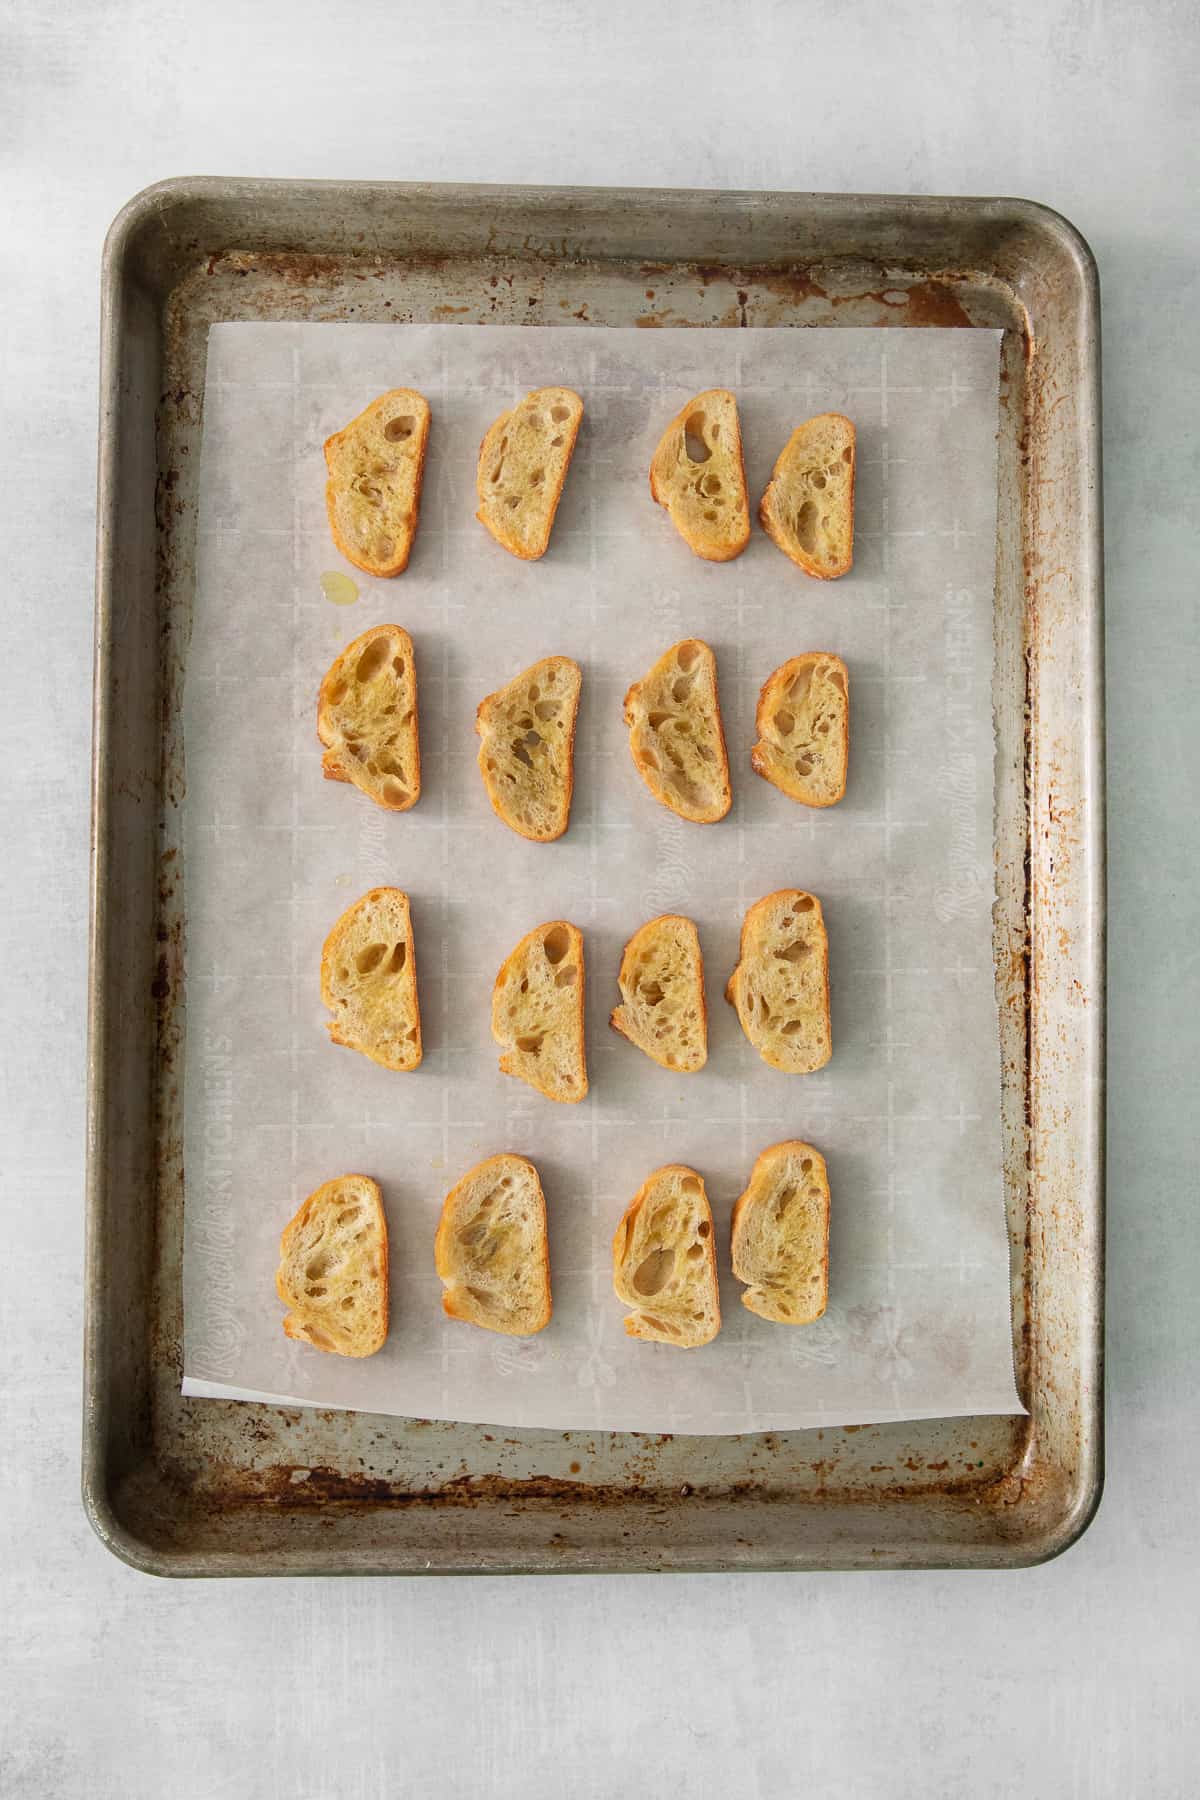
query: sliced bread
317 624 420 811
624 638 731 823
276 1174 388 1356
610 914 707 1072
324 389 430 578
649 388 750 561
321 887 422 1071
751 652 849 807
758 413 855 578
476 386 583 559
491 920 587 1103
726 889 831 1073
434 1153 552 1336
476 656 582 841
731 1140 830 1324
612 1165 720 1347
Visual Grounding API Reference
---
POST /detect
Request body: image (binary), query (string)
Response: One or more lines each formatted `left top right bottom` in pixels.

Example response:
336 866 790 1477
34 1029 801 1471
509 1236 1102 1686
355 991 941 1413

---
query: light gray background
2 1 1195 1794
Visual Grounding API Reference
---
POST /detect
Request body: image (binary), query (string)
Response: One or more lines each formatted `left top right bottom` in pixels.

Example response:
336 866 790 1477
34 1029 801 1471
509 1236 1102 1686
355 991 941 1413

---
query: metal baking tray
86 181 1103 1574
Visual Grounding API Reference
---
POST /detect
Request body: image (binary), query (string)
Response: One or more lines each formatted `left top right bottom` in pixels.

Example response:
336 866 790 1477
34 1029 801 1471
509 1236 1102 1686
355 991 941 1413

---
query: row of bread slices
326 384 855 575
323 890 830 1090
320 630 850 830
277 1143 831 1358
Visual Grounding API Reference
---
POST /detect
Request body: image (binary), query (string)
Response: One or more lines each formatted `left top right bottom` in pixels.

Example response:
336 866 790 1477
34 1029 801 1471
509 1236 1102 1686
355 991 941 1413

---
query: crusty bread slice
731 1140 830 1324
491 920 587 1103
758 413 856 579
649 389 750 562
751 653 849 807
726 889 831 1073
435 1153 552 1336
324 389 430 578
476 656 582 841
276 1174 388 1356
624 638 731 823
476 387 583 559
610 914 707 1072
317 624 420 811
612 1165 720 1347
321 887 422 1071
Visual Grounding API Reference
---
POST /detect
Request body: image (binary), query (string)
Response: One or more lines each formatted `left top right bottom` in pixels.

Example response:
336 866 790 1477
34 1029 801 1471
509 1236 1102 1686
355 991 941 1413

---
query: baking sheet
181 320 1021 1432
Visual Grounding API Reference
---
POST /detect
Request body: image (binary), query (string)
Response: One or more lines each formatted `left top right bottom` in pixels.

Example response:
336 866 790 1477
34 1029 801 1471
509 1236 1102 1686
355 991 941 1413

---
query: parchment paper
181 321 1022 1432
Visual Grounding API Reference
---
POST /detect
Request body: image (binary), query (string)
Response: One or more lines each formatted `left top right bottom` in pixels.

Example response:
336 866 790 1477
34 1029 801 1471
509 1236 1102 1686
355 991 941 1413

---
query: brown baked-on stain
890 279 973 328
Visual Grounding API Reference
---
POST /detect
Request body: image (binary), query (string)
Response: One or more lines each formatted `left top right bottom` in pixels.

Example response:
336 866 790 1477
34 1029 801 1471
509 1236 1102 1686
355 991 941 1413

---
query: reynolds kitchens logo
934 584 988 925
189 1027 247 1377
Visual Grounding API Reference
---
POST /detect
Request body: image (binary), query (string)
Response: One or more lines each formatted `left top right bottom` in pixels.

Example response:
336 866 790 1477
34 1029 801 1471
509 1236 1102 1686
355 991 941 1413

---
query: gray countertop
3 2 1196 1794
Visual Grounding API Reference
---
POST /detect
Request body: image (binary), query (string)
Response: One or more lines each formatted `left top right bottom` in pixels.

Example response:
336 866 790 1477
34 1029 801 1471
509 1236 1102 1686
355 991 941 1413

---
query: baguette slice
321 887 422 1071
624 638 731 823
276 1174 388 1356
476 656 582 841
610 914 707 1072
759 413 855 579
324 389 430 578
435 1153 552 1336
726 889 831 1073
751 653 849 807
317 624 420 811
491 920 587 1103
649 389 750 561
731 1141 830 1324
612 1165 720 1347
476 386 583 559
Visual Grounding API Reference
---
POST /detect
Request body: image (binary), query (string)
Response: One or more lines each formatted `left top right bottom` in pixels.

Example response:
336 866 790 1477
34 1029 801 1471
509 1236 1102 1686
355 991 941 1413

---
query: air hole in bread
703 509 717 521
774 940 811 963
794 896 815 912
327 679 348 705
640 1314 681 1337
530 468 545 487
676 641 701 672
697 1219 711 1238
795 500 820 553
647 709 672 729
356 637 392 684
632 1247 675 1296
384 414 415 442
679 1175 702 1196
780 1019 803 1034
550 404 571 422
794 756 814 776
336 1207 361 1226
550 434 564 447
800 1158 813 1173
542 924 570 965
355 942 388 975
640 980 665 1006
683 414 711 463
843 445 853 461
686 1243 705 1261
534 700 559 722
387 941 407 974
505 495 521 509
306 1283 327 1298
555 966 577 986
701 473 722 496
773 708 795 736
637 749 659 771
340 1295 356 1309
516 1035 544 1054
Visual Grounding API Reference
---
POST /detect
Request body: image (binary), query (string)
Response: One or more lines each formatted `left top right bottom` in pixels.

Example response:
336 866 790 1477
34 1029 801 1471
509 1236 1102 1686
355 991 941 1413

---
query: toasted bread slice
317 624 420 811
475 656 582 841
324 389 430 578
275 1174 388 1356
731 1141 830 1324
321 887 421 1071
610 914 707 1072
649 389 750 562
476 386 583 559
612 1165 720 1347
624 638 731 823
491 920 587 1103
759 413 855 578
726 889 831 1073
751 653 849 807
435 1153 552 1336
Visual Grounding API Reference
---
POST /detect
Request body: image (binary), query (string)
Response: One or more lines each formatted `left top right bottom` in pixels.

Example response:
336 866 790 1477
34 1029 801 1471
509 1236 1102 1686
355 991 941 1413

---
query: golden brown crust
750 652 849 808
758 413 855 579
320 887 422 1071
623 638 732 824
491 920 587 1103
434 1153 552 1336
648 389 750 562
323 389 431 578
725 889 831 1073
730 1140 830 1325
276 1174 389 1357
475 387 583 559
609 914 708 1072
475 656 582 842
316 624 421 812
611 1164 721 1347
